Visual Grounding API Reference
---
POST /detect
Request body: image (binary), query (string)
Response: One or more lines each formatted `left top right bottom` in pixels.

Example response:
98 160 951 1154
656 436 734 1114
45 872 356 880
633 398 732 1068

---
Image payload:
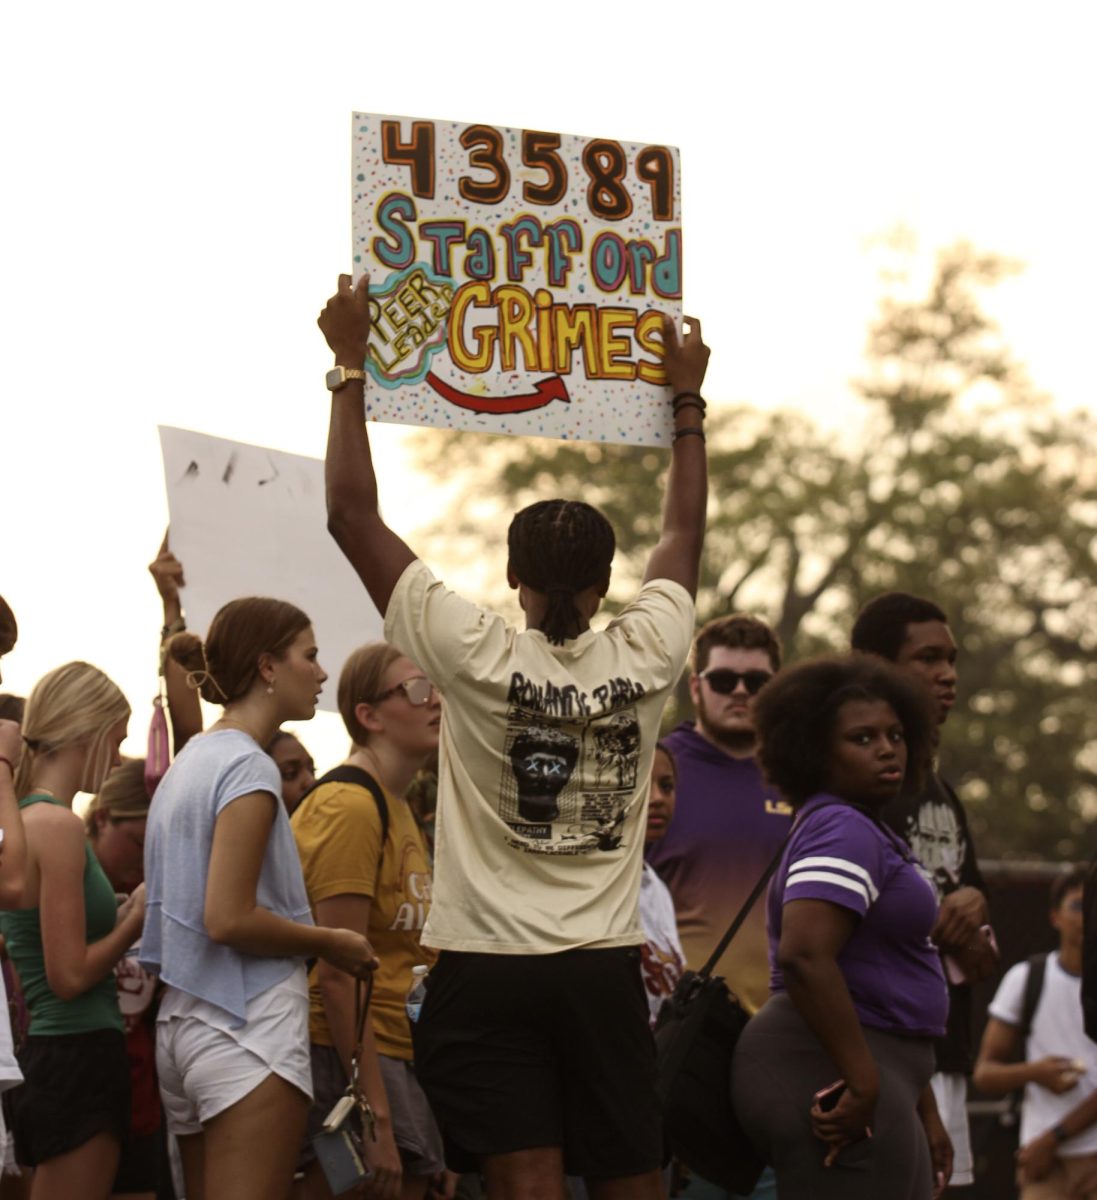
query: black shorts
411 946 661 1179
10 1029 130 1166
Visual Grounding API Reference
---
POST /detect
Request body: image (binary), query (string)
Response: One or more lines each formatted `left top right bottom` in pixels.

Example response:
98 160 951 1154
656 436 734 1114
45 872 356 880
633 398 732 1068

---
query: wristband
0 756 14 778
672 427 706 443
672 399 707 418
161 616 186 641
673 391 704 405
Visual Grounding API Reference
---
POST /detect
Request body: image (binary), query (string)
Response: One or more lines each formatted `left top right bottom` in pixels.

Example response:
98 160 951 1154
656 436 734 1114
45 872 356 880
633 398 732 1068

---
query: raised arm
149 531 203 754
318 274 417 616
642 315 710 598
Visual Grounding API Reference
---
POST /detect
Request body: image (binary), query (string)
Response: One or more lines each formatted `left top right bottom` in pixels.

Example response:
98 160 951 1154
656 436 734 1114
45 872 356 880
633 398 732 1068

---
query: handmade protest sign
352 113 682 448
159 426 383 713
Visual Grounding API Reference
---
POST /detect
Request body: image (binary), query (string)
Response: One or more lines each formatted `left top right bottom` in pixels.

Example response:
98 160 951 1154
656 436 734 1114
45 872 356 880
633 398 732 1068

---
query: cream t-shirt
384 560 694 954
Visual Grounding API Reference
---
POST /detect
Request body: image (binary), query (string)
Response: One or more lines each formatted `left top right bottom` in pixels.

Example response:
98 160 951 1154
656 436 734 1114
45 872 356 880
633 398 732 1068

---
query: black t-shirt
881 770 984 1074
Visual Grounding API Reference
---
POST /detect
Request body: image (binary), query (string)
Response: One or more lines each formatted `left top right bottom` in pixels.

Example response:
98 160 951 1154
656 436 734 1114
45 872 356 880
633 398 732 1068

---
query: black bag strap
1018 952 1049 1044
307 765 390 864
698 825 795 980
695 797 911 982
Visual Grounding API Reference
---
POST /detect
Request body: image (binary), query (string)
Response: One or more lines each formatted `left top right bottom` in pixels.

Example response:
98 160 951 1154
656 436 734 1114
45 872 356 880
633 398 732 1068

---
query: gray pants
731 993 934 1200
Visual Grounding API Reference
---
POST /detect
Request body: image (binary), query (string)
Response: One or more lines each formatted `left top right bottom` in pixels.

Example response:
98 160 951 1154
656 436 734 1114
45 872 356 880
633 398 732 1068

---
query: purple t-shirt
768 794 947 1038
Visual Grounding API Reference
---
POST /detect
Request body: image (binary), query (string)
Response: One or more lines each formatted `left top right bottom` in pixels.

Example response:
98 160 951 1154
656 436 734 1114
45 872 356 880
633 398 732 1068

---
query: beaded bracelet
673 427 706 443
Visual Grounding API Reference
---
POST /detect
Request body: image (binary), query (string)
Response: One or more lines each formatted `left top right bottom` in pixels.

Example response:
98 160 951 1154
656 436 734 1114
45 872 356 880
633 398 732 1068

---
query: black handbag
654 829 793 1193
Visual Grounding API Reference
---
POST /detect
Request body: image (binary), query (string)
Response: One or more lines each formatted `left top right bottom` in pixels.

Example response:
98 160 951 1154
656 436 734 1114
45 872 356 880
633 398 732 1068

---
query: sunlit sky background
2 1 1094 780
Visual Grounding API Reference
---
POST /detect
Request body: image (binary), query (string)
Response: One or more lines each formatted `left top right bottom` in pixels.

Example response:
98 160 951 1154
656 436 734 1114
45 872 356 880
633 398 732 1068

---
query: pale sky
2 0 1094 778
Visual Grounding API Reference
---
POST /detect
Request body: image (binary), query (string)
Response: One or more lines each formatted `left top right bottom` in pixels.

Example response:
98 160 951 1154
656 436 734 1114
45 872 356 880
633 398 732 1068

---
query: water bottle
406 964 429 1024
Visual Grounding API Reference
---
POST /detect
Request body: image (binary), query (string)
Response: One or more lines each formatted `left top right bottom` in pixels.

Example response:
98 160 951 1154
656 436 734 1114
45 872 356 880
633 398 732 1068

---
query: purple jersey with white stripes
767 794 947 1037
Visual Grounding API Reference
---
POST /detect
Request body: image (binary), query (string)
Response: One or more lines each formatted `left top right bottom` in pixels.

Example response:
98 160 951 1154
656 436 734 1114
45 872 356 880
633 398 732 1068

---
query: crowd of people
0 276 1093 1200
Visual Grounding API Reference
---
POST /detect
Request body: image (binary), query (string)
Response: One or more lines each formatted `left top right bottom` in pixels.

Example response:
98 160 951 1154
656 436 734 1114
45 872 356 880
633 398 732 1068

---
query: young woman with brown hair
293 641 444 1200
141 598 377 1200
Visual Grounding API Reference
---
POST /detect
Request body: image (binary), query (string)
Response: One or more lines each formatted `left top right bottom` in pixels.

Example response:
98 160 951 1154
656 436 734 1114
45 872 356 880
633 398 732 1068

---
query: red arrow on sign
425 372 571 415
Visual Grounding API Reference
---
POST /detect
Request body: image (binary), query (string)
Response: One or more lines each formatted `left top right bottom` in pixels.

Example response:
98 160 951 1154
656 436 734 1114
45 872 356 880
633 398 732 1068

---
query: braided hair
507 500 616 645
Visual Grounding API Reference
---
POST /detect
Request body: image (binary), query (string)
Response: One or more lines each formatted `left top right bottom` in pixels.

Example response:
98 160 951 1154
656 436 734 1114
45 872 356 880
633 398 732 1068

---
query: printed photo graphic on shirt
499 684 646 855
351 113 683 448
899 798 965 899
640 940 684 1009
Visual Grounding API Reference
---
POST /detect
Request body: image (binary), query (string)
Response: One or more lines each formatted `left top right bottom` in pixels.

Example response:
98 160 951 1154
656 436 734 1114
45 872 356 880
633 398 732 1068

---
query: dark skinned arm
933 886 998 983
974 1016 1080 1097
1017 1088 1097 1183
642 316 710 599
777 898 878 1162
319 274 417 617
917 1084 953 1198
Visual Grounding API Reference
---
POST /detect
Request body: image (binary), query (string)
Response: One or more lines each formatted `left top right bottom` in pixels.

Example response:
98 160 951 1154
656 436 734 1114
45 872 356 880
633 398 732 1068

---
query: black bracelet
673 427 706 443
673 391 704 405
672 398 706 418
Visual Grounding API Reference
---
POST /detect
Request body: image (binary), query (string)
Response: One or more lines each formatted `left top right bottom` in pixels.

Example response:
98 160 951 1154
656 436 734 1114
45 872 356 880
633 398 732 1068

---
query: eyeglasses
372 676 437 706
699 668 773 696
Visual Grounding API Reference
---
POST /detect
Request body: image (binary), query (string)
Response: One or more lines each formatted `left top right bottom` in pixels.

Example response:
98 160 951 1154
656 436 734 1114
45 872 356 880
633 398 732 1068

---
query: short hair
17 662 131 799
168 597 311 705
693 614 782 674
851 592 949 662
85 758 151 835
753 654 936 808
1050 866 1087 910
0 596 16 657
0 694 25 723
507 500 615 646
337 642 404 746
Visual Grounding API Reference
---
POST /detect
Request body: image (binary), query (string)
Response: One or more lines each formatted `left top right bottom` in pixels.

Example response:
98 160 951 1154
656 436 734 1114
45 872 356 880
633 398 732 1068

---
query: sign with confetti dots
351 113 682 448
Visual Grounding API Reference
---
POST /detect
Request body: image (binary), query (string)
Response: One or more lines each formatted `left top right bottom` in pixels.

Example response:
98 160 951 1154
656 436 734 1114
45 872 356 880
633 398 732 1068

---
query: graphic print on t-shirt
499 670 646 855
891 790 966 901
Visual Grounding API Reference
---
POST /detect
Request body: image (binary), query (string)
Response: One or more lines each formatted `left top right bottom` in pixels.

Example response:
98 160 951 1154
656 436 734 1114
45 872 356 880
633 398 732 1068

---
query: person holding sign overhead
320 272 709 1200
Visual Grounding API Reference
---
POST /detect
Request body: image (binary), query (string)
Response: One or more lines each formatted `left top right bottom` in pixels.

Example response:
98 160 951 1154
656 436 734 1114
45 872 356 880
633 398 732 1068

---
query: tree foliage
412 244 1097 861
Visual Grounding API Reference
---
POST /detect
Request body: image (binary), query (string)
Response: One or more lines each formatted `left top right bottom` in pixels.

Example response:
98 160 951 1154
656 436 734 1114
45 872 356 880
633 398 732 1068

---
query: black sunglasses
699 668 773 696
372 676 436 706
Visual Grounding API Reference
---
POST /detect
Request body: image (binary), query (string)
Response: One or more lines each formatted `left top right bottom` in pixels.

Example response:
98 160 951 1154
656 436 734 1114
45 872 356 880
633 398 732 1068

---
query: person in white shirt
320 272 710 1200
975 867 1097 1199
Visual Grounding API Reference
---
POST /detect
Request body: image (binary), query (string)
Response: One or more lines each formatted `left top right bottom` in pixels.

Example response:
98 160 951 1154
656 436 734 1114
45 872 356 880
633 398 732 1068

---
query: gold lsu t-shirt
383 560 695 955
292 778 434 1060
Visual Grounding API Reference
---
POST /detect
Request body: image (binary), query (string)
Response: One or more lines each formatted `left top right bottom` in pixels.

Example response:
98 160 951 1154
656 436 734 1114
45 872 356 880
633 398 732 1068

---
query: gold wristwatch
325 366 368 391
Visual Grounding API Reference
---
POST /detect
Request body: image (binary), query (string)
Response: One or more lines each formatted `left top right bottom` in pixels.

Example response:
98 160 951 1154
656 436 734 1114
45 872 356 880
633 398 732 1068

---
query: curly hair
753 654 936 808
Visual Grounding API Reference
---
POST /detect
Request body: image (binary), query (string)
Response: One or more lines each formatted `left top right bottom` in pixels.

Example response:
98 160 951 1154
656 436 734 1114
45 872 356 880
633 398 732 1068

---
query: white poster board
159 426 382 712
352 113 682 448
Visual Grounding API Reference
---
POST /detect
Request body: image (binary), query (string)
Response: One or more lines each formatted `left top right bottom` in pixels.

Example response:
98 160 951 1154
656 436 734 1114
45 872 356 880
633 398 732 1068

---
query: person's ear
597 569 611 598
506 563 519 591
354 701 384 737
688 672 702 708
257 651 276 689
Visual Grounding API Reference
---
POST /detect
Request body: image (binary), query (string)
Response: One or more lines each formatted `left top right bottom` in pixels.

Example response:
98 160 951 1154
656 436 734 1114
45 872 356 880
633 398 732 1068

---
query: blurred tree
411 243 1097 861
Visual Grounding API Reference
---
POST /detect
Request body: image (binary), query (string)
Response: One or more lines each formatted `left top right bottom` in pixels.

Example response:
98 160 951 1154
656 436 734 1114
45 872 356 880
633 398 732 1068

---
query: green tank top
0 794 123 1035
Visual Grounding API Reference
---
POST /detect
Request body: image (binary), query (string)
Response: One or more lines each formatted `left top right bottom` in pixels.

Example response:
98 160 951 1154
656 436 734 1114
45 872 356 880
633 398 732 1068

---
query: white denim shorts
156 968 312 1135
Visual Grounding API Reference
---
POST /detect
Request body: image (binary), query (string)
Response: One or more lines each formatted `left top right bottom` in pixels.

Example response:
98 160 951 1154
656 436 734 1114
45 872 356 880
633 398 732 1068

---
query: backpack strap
1018 952 1049 1045
306 765 390 865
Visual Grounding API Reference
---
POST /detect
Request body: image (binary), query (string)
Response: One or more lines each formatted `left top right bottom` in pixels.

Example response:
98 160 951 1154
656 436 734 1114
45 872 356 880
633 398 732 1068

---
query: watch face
325 367 346 391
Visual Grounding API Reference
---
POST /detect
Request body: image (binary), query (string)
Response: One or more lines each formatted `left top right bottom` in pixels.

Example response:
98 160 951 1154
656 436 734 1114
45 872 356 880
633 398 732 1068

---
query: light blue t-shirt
140 729 313 1026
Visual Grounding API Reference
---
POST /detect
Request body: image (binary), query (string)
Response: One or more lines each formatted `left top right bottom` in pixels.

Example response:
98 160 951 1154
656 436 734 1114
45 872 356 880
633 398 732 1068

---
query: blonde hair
85 757 150 836
337 643 403 746
16 662 131 799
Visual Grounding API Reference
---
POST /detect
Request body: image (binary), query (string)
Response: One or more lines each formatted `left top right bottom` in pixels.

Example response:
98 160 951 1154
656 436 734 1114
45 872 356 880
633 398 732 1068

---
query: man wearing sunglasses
648 616 790 1198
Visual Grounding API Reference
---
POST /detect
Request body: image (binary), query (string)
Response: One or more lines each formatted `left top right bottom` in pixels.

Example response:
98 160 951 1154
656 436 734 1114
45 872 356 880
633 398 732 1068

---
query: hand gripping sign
352 114 682 448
